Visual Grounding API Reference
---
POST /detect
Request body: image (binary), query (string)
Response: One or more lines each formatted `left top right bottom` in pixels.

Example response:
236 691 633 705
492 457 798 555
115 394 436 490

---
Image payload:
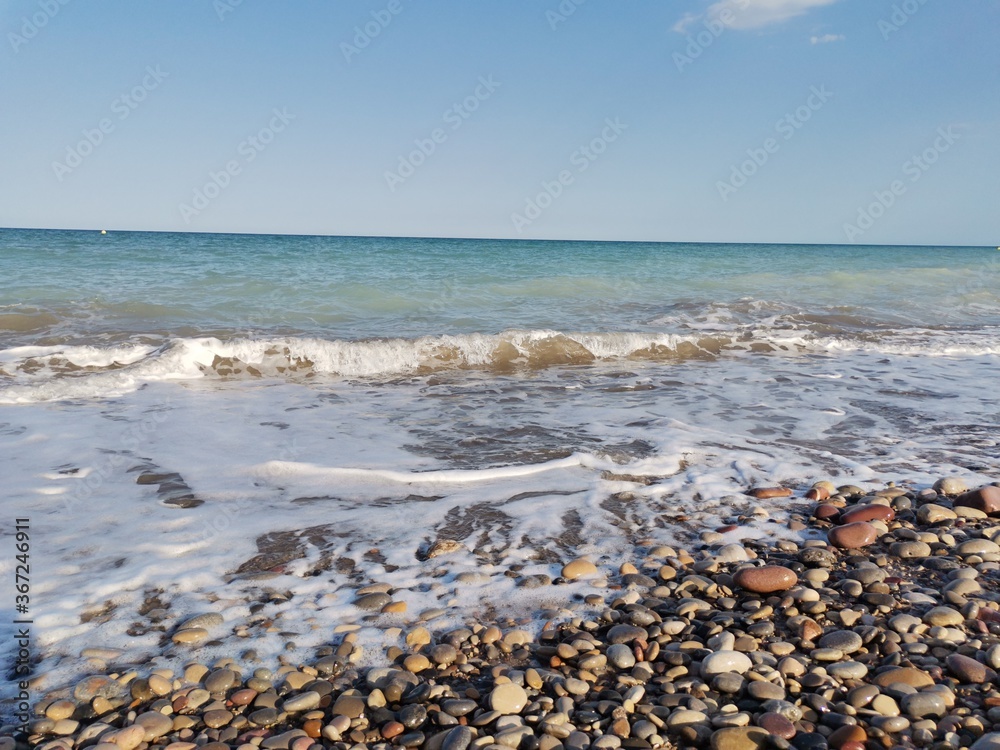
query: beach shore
10 476 1000 750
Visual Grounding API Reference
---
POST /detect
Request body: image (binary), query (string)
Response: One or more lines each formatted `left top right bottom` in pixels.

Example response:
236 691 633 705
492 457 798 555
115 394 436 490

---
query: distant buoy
100 230 107 235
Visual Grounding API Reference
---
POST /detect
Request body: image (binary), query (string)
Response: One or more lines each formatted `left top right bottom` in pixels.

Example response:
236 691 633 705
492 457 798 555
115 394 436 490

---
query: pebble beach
11 475 1000 750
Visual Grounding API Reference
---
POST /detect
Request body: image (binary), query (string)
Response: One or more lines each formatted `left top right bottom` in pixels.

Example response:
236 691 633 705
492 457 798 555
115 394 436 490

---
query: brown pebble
750 487 792 499
733 565 797 593
946 653 996 683
303 719 322 739
956 485 1000 514
839 504 895 524
828 725 866 749
828 521 878 549
382 721 404 739
813 504 841 521
872 667 935 688
757 712 795 739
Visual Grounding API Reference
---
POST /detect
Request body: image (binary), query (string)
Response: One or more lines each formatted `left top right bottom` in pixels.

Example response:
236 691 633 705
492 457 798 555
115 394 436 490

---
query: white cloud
674 0 841 33
810 33 845 44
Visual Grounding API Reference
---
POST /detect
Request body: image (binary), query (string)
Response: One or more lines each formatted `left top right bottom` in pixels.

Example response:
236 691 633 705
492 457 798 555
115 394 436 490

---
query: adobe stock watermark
384 75 500 192
510 117 627 234
8 0 71 54
341 0 405 64
51 65 168 182
214 0 244 21
546 0 588 30
717 85 833 202
878 0 930 41
843 126 960 243
178 107 294 223
673 0 750 73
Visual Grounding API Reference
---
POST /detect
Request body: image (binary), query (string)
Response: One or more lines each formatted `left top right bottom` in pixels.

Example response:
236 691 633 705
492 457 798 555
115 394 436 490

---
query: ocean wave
1 328 999 403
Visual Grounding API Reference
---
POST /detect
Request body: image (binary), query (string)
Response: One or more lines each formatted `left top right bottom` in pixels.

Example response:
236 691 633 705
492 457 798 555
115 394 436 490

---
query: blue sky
1 0 998 244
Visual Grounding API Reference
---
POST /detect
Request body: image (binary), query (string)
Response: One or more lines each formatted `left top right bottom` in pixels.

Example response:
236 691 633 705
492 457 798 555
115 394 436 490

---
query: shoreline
9 477 1000 750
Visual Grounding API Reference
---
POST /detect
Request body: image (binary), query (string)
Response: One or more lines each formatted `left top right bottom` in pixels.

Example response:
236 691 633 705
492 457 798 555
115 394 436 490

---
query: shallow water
1 229 998 704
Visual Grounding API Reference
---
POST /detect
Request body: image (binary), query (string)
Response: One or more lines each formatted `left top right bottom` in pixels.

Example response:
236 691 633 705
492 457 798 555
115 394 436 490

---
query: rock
749 486 792 499
828 522 878 549
934 477 968 495
872 667 935 688
757 712 795 739
710 727 769 750
427 539 464 559
73 675 125 702
890 541 932 558
133 712 173 741
177 612 224 630
902 691 947 719
332 694 366 718
606 643 637 669
958 538 1000 556
956 486 1000 514
204 668 236 694
354 592 391 610
606 624 647 643
840 504 895 524
282 691 320 712
489 683 528 714
442 725 473 750
923 606 963 626
561 558 598 580
171 627 209 644
946 653 996 683
733 565 797 593
817 630 863 654
827 725 866 748
701 650 753 678
972 734 1000 750
917 504 957 524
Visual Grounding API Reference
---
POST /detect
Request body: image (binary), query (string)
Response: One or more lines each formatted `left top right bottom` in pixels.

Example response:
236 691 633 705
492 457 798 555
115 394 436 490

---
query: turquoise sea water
1 228 999 703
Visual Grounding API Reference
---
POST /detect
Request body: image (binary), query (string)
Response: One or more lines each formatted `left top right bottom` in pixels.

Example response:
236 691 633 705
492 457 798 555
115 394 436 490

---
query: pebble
828 522 878 549
732 565 797 593
561 558 599 580
701 650 753 678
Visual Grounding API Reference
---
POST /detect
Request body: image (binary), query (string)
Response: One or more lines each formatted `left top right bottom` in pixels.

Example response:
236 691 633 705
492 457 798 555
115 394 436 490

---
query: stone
817 630 863 654
956 486 1000 515
827 725 866 748
427 539 464 558
733 565 797 593
282 691 320 712
73 675 125 702
442 725 473 750
958 538 1000 556
749 487 792 499
332 694 366 719
607 624 648 643
934 477 968 496
890 541 932 558
489 683 529 715
923 606 963 626
917 504 957 524
562 558 599 580
840 504 895 525
828 522 877 549
902 692 947 719
204 668 236 694
946 653 996 683
872 667 934 688
710 727 769 750
606 643 636 670
171 627 209 644
701 650 753 678
133 712 173 741
177 613 223 630
354 592 391 610
757 712 795 739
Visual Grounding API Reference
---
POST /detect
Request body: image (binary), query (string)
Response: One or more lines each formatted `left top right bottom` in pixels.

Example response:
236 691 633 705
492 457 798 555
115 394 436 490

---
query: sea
1 229 998 705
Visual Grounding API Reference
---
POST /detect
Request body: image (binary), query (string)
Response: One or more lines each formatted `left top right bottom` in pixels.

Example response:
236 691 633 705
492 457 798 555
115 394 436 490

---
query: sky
1 0 998 245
